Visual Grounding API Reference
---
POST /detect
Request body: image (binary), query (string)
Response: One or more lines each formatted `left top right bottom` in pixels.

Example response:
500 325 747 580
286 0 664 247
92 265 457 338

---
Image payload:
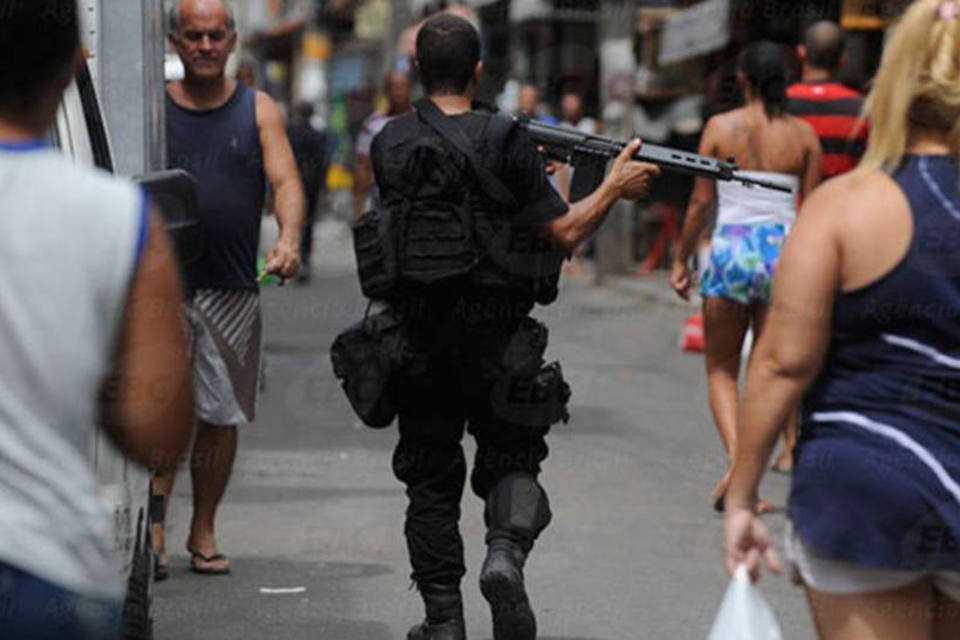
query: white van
52 57 199 640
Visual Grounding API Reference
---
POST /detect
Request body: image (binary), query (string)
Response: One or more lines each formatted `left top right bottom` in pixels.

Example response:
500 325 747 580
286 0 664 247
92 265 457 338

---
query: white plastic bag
707 565 783 640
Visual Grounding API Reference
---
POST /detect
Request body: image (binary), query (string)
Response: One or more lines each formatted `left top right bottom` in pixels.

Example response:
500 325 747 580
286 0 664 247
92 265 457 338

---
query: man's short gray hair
167 0 237 34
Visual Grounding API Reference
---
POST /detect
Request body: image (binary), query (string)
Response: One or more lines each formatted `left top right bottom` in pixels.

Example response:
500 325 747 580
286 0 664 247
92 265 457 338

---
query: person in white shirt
0 2 194 637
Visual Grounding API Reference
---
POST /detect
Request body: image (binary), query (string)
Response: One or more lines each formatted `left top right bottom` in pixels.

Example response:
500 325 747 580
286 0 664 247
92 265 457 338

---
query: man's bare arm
544 139 660 251
257 91 305 278
101 210 194 470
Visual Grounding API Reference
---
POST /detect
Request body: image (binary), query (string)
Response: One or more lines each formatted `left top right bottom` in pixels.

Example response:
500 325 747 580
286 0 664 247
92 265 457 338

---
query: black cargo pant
392 319 559 588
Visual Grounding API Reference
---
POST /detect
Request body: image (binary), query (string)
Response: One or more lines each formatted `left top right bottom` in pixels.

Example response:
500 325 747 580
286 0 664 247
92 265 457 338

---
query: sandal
153 554 169 582
713 493 726 513
188 547 231 575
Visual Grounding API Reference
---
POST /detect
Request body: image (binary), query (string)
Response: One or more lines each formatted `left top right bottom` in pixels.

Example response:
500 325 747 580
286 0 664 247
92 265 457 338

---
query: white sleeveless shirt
0 142 146 599
715 170 799 227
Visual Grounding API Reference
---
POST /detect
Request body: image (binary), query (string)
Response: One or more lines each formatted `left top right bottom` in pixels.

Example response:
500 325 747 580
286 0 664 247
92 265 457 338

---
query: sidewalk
563 262 700 310
608 271 700 310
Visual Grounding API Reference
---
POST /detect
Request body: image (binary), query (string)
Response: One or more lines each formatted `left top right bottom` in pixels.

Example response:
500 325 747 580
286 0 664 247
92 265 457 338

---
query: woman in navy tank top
724 2 960 637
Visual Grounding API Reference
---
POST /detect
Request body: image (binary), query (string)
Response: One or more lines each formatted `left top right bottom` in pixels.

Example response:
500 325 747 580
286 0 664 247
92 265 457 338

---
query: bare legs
703 297 750 458
151 420 237 573
150 468 175 577
187 422 237 571
806 581 960 640
702 297 775 511
703 297 750 506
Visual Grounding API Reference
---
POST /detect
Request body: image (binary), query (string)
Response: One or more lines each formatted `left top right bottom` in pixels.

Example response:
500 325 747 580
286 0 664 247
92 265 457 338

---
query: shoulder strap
414 98 519 211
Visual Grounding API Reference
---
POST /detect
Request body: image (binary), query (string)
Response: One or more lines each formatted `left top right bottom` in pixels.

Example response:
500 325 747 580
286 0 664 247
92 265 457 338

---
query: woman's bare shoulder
802 170 906 225
785 114 818 143
820 170 900 201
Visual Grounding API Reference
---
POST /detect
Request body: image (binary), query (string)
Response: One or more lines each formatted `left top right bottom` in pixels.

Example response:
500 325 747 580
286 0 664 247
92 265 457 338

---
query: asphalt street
154 218 818 639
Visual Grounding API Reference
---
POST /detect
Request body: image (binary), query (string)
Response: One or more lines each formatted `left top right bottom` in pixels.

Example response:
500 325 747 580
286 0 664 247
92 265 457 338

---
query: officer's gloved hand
608 138 661 201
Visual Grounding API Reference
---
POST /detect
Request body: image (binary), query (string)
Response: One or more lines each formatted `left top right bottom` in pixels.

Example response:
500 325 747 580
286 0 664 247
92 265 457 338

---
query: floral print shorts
700 223 788 305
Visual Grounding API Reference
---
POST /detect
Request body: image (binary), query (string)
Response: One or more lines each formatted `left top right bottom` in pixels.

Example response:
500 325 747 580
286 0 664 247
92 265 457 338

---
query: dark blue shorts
0 562 121 640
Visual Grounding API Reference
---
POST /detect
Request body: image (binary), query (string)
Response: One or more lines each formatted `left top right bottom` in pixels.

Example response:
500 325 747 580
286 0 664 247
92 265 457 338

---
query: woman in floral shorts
671 41 822 511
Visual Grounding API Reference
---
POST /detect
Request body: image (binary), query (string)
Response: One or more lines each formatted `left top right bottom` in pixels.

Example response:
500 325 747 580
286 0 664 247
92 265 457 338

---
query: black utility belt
330 312 570 429
388 293 535 326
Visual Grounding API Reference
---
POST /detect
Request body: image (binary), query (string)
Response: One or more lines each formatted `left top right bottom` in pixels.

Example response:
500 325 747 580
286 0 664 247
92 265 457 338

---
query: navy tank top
791 155 960 571
167 83 265 291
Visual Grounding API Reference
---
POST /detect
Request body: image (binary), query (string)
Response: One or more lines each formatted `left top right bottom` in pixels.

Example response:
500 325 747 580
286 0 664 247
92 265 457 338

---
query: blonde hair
858 0 960 175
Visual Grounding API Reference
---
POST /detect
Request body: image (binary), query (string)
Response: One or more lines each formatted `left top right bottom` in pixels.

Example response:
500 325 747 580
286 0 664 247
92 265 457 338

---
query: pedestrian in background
516 82 570 200
559 91 599 134
726 2 960 638
787 20 869 180
236 59 257 87
287 100 328 283
558 90 600 269
671 41 821 513
0 1 194 636
516 83 558 125
152 0 304 578
353 72 412 220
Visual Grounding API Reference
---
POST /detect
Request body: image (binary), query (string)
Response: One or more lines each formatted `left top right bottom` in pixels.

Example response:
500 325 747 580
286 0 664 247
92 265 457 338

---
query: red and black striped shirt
786 82 869 178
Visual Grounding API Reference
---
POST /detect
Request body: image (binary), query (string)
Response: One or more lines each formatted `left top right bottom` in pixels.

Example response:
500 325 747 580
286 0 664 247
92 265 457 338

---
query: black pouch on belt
330 306 406 428
489 319 571 427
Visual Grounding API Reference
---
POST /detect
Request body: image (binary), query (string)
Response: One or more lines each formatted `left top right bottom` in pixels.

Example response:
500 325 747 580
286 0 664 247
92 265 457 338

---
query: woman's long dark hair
738 41 787 118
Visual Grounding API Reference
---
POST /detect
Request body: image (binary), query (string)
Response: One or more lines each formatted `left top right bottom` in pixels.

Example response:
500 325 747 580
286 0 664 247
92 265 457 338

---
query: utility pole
94 0 167 175
595 0 637 283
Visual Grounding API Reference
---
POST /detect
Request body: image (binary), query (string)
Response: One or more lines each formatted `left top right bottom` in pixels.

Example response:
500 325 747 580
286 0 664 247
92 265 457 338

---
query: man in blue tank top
153 0 305 577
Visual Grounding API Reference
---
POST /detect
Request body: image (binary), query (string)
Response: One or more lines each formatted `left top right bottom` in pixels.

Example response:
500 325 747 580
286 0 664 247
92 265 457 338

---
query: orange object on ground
682 313 705 352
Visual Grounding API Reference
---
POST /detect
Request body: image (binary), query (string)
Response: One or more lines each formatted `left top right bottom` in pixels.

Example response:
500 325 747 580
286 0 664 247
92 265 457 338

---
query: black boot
479 538 535 640
407 584 466 640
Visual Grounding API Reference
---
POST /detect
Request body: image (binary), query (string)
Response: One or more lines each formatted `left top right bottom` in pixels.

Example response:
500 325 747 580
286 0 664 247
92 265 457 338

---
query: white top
0 143 146 600
716 170 799 227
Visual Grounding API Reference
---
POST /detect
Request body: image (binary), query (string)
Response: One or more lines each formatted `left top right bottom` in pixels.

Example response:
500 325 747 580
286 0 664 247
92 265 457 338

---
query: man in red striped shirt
787 20 868 179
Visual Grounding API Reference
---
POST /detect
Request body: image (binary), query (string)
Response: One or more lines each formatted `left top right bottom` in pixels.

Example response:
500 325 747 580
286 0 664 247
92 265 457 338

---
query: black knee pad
470 438 548 500
483 472 552 548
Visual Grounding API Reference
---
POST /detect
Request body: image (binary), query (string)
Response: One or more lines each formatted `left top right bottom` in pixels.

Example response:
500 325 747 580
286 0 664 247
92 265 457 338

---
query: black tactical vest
355 103 562 305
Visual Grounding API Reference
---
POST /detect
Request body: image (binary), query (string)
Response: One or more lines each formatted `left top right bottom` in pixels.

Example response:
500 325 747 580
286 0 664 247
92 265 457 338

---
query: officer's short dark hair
416 14 481 96
0 0 79 116
803 20 845 71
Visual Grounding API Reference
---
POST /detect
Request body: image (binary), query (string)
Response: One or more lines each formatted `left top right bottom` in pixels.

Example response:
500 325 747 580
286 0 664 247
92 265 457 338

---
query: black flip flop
154 555 169 582
713 493 725 513
188 548 231 575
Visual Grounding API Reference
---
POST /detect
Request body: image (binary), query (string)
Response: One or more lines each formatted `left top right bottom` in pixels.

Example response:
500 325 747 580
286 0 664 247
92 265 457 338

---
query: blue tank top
166 83 265 291
791 154 960 571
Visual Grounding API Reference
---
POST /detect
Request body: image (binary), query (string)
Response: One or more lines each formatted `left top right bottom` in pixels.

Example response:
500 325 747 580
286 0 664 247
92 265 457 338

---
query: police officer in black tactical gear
368 14 660 640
